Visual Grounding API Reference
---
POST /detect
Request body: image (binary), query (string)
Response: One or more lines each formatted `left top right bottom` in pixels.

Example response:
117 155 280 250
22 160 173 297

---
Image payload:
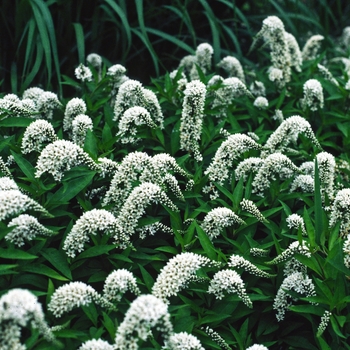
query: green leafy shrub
1 3 350 350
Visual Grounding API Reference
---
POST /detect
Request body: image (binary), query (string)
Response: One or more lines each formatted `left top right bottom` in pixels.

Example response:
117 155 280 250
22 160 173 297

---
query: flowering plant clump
152 252 219 303
2 5 350 349
179 80 206 161
0 289 54 348
35 139 99 181
114 294 173 349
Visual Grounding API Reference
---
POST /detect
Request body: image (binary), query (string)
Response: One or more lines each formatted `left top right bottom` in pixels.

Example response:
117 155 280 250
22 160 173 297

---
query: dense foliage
1 1 350 350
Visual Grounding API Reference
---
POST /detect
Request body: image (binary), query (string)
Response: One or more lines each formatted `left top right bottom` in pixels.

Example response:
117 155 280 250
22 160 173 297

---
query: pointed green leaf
41 248 72 280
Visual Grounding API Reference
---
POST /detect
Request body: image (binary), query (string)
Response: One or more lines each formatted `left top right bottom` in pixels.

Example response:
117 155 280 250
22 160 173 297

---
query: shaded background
1 0 350 96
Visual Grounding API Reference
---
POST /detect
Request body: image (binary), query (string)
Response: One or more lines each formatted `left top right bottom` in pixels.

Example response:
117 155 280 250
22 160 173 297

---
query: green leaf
10 150 36 181
314 158 324 246
330 314 346 338
0 117 33 127
21 264 69 281
81 303 98 327
102 311 116 339
46 168 96 206
138 264 154 292
214 182 234 203
76 245 115 260
0 264 18 275
41 248 72 280
73 23 85 63
194 221 217 260
232 176 244 210
155 246 178 254
84 129 98 159
326 240 350 275
288 304 323 315
303 206 316 248
0 248 37 260
145 27 194 54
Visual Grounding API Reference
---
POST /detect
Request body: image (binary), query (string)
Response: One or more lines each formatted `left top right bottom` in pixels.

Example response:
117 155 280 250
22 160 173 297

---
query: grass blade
199 0 221 63
32 0 62 95
73 23 85 64
145 27 194 54
29 0 52 87
134 0 159 76
314 157 323 246
103 0 132 54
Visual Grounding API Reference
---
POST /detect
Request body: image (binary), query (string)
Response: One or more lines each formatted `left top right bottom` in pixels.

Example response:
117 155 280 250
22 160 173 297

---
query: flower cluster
71 114 93 147
114 294 173 349
86 53 102 80
6 214 54 246
0 93 35 118
152 252 219 303
117 106 157 144
103 269 140 302
235 157 264 182
300 79 324 111
202 327 231 350
316 310 332 337
200 207 245 240
262 115 321 157
317 63 339 86
240 198 266 222
249 81 266 97
35 140 99 181
63 98 87 132
343 234 350 268
252 153 301 196
267 241 311 265
21 119 58 153
0 156 12 177
0 289 54 347
205 134 261 186
212 77 253 110
179 80 206 161
113 182 178 247
256 16 291 88
164 332 205 350
113 79 164 128
301 35 324 61
107 64 130 106
253 96 268 109
194 43 214 76
283 257 307 276
208 269 253 307
48 281 113 317
136 222 173 239
35 91 62 119
0 177 18 191
286 213 307 236
229 254 273 277
329 188 350 236
97 157 119 178
75 63 93 82
273 271 316 321
246 345 269 350
285 32 302 72
103 151 150 209
63 209 118 258
78 339 114 350
290 174 314 193
250 248 269 257
0 189 49 221
316 151 336 202
217 56 245 82
178 43 213 80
